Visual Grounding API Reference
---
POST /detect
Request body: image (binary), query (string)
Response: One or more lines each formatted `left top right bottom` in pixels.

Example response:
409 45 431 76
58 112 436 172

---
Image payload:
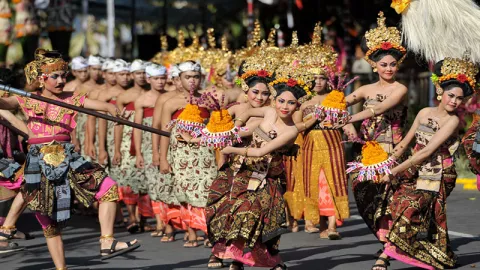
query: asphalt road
2 189 480 270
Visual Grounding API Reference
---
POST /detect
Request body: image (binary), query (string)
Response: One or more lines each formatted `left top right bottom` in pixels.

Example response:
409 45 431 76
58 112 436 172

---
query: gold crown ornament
236 40 278 96
364 12 407 67
431 55 479 100
24 49 68 85
302 22 338 76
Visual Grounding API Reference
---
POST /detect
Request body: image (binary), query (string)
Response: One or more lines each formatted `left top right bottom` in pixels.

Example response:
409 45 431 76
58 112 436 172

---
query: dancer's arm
390 108 424 160
221 128 298 157
348 86 407 123
0 109 28 135
0 96 19 110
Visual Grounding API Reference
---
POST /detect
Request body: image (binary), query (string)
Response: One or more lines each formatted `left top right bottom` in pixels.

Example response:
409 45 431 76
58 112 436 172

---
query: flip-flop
150 230 165 237
207 254 224 269
204 239 213 248
100 240 141 261
161 232 175 243
183 240 199 248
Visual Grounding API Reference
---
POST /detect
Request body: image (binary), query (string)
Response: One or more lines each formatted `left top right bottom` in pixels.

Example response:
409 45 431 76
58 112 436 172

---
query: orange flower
361 141 388 166
178 104 204 124
206 109 235 133
321 90 347 110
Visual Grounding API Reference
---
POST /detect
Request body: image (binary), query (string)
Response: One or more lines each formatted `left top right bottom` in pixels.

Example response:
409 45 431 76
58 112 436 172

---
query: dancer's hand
136 155 145 169
87 143 96 160
220 146 234 155
98 149 108 165
112 151 122 166
160 159 172 174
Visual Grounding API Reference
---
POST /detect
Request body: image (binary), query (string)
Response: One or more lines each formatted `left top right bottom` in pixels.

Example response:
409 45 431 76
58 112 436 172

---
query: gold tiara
364 12 406 66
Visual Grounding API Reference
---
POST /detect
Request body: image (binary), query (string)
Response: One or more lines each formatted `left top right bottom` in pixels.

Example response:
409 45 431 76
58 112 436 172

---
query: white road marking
350 215 480 239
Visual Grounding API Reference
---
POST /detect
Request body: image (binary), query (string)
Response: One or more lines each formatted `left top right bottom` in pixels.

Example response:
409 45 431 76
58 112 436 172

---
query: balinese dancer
286 26 352 237
346 12 408 255
133 63 168 236
372 57 477 270
0 49 139 269
65 56 89 92
205 48 313 269
160 60 217 247
80 55 104 159
114 59 152 233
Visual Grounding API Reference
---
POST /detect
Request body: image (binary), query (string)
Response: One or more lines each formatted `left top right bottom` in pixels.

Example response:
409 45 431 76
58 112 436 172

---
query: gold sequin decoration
40 143 66 167
99 184 119 202
43 224 61 238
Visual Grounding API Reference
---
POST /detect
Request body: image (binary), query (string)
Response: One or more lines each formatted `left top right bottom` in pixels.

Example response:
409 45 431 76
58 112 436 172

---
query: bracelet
368 108 376 118
244 147 249 156
234 118 245 124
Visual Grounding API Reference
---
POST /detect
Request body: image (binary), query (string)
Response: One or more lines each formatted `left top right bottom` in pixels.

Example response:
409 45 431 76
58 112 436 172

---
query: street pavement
2 189 479 270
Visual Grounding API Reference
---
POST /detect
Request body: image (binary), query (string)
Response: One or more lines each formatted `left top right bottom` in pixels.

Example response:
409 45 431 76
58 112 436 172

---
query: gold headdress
269 32 313 104
24 49 68 85
431 54 479 98
302 22 338 76
364 12 406 67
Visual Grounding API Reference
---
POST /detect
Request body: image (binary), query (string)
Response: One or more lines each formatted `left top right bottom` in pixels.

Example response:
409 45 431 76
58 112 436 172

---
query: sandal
126 223 140 234
371 257 390 270
150 230 165 237
304 226 320 233
207 254 224 269
271 264 288 270
229 261 244 270
374 248 384 258
161 232 175 243
183 240 199 248
0 226 17 240
204 239 213 248
327 229 342 240
99 237 141 261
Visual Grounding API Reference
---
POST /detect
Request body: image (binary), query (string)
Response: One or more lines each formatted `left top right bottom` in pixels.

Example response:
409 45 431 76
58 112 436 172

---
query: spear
0 84 170 137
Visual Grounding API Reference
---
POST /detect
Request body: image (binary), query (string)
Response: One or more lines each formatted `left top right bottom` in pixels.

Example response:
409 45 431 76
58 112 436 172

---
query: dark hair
360 36 404 63
273 83 308 101
434 60 474 97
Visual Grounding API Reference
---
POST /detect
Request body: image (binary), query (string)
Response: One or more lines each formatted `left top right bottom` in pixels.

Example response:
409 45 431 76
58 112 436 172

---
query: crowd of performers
1 2 480 270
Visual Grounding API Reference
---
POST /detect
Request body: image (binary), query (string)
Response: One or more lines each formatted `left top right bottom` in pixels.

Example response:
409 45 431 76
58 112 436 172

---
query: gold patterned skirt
293 129 350 224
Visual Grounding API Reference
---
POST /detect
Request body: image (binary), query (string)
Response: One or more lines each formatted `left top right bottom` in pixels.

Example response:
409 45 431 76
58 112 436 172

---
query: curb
457 178 478 191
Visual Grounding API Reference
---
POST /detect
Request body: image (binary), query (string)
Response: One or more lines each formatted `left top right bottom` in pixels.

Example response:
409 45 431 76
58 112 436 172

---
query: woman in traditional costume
346 12 408 254
0 49 139 270
285 24 352 237
205 45 314 269
374 57 477 270
462 93 480 190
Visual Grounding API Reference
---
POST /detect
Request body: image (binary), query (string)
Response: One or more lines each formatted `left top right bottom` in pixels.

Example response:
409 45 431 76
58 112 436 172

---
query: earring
39 81 44 88
244 94 248 102
373 68 378 73
437 95 442 101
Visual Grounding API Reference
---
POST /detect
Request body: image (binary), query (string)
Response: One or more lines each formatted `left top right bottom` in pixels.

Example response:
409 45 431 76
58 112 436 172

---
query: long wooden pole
0 84 170 137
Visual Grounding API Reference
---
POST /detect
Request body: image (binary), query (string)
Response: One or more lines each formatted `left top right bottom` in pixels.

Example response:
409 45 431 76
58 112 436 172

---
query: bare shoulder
393 81 408 94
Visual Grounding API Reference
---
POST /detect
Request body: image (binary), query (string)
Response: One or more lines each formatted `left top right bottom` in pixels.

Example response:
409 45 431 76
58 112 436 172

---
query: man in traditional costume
0 49 139 269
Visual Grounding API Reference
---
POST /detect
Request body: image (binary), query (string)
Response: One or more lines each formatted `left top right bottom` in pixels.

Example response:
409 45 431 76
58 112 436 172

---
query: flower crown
269 77 312 104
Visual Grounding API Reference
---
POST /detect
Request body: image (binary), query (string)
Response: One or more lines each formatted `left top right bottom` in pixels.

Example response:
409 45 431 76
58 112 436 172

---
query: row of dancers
1 3 480 270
